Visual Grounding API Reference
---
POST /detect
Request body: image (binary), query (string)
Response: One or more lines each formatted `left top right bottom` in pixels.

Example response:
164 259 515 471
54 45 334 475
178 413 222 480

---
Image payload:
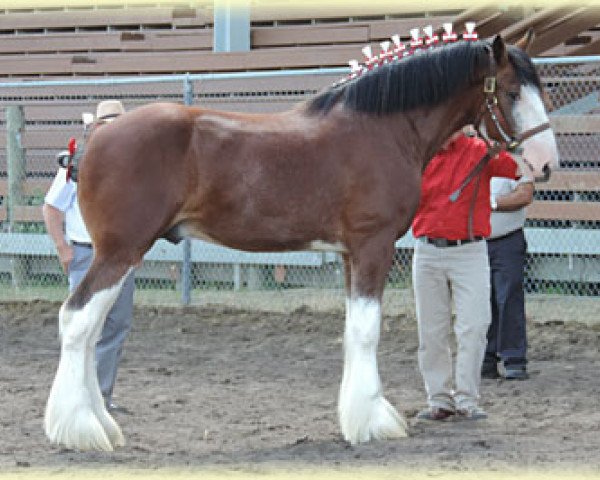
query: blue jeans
486 229 528 368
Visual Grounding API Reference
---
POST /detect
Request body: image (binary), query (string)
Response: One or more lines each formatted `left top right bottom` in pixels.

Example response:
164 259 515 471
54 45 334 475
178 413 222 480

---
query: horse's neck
408 89 485 167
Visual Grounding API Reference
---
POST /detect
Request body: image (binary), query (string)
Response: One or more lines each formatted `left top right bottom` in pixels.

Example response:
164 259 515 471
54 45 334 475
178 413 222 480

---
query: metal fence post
6 105 27 287
181 75 194 305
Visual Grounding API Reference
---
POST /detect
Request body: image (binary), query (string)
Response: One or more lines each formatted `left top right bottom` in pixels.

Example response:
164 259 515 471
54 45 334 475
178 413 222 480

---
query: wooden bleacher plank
541 171 600 191
20 104 98 122
475 11 519 38
367 16 455 40
252 24 369 47
550 115 600 134
0 178 54 198
0 82 186 100
500 6 574 44
17 101 183 122
129 31 212 52
0 127 77 149
0 32 122 54
197 74 338 94
200 100 304 114
0 7 208 31
0 30 213 55
22 178 52 196
0 204 6 222
555 135 600 166
527 200 600 221
527 8 600 58
248 5 454 22
11 205 43 223
0 45 360 76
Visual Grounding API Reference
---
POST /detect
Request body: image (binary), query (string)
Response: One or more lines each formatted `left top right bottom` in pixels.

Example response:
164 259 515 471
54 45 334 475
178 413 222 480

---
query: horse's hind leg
338 237 408 444
45 258 133 451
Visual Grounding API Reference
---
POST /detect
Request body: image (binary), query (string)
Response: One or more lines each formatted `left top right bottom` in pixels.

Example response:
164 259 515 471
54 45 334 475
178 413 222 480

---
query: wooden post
6 105 27 287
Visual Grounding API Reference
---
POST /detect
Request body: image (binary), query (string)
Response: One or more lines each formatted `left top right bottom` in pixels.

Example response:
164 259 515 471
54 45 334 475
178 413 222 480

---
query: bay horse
45 33 558 451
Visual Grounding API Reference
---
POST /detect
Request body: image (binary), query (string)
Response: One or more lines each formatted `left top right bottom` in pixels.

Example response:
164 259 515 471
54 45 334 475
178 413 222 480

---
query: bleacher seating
0 4 598 287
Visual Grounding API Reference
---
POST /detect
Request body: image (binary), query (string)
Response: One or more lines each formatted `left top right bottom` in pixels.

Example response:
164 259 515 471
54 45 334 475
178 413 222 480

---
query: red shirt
412 134 518 240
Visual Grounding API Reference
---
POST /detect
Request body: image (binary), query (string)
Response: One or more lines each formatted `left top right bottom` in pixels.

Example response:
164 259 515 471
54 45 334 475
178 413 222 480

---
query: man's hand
42 203 72 274
56 243 74 274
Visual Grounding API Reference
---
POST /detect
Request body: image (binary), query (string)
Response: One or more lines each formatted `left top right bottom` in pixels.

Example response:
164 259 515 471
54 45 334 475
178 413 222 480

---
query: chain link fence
0 60 599 321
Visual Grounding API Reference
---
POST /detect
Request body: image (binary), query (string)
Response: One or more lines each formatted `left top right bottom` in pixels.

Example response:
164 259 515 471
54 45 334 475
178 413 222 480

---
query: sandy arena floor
1 299 599 474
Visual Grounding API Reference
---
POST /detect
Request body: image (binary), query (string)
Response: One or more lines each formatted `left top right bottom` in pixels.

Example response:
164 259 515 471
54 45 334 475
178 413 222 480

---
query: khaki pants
412 239 491 410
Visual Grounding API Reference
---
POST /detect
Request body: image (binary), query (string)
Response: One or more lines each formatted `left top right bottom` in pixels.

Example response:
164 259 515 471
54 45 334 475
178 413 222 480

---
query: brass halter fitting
483 76 496 94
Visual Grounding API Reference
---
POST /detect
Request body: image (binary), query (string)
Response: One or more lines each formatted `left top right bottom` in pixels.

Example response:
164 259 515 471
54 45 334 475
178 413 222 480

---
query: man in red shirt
412 129 521 421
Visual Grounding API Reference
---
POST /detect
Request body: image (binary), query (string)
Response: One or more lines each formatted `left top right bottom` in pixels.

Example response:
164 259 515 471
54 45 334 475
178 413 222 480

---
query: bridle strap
448 49 554 236
507 121 551 150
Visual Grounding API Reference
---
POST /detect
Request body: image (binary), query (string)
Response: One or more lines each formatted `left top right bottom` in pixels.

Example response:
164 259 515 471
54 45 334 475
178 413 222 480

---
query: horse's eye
508 91 520 101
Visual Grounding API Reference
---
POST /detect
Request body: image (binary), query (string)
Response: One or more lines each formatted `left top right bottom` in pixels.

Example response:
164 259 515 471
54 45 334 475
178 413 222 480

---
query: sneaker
456 405 488 420
416 406 456 421
503 366 529 380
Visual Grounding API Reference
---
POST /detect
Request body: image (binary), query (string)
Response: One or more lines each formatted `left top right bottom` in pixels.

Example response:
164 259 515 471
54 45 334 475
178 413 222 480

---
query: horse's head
479 31 559 181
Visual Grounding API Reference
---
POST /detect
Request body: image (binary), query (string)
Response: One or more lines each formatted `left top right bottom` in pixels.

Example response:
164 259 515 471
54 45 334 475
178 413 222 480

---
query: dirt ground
1 299 600 474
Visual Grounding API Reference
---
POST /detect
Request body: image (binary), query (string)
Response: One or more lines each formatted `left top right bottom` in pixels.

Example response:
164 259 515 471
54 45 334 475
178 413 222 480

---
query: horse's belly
178 220 344 253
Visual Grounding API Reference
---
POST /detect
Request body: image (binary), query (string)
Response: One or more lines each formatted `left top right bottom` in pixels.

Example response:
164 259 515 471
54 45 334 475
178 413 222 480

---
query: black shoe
481 363 499 379
503 367 529 380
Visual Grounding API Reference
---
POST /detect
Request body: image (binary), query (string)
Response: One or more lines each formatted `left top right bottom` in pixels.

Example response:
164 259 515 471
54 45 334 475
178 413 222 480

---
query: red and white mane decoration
344 22 472 85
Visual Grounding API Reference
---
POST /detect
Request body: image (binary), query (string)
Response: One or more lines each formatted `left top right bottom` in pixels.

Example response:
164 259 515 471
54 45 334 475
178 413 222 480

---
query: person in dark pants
483 177 534 380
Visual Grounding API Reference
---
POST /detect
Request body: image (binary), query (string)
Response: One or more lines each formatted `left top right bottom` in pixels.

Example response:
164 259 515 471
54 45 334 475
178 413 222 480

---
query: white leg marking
338 297 408 444
45 270 130 451
515 84 559 171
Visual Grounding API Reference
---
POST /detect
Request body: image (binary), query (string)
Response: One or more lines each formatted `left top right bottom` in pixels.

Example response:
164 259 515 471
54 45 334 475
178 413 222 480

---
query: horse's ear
492 34 506 64
515 28 535 52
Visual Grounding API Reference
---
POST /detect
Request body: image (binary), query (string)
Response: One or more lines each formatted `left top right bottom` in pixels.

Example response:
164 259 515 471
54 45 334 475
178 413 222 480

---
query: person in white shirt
43 100 135 413
482 176 534 380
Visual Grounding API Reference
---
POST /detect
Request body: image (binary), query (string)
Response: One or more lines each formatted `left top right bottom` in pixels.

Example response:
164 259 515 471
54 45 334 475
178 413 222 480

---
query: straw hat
95 100 125 122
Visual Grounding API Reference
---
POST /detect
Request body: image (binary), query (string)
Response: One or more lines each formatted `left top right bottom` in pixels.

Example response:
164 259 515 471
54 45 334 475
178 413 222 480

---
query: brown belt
420 236 484 248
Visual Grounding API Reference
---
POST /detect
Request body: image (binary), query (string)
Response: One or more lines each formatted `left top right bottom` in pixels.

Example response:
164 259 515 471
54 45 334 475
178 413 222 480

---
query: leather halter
451 59 552 204
479 78 551 153
449 55 553 239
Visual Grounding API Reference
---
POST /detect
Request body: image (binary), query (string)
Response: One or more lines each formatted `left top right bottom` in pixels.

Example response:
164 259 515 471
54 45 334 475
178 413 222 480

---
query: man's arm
42 203 73 273
494 182 534 212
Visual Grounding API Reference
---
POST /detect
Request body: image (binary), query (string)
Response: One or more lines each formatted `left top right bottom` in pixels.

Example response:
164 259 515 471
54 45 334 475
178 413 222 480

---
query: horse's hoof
45 405 114 452
96 410 125 448
340 396 408 445
369 396 409 441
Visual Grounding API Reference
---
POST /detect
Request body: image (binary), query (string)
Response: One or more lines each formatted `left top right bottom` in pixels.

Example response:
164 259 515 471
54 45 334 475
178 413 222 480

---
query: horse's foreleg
338 242 408 444
45 265 131 451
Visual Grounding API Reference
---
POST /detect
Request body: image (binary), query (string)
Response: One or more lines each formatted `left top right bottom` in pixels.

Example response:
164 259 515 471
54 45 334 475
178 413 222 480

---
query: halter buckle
484 77 496 94
507 140 520 152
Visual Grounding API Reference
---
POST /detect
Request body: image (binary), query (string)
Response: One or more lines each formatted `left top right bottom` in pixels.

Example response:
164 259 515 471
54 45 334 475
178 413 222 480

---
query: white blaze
513 84 560 173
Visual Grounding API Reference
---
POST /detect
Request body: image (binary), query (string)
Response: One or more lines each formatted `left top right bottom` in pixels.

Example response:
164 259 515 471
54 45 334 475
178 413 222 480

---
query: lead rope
449 142 501 241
